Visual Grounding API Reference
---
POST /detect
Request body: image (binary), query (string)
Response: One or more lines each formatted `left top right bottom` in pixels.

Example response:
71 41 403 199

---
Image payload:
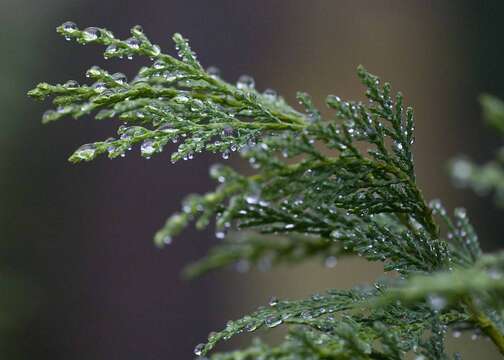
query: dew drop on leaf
62 21 78 33
236 75 255 90
82 27 100 42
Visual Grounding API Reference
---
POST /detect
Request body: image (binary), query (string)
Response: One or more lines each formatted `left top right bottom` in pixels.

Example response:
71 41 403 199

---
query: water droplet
105 44 117 57
454 207 467 220
125 37 141 49
173 95 189 103
162 235 172 245
153 60 164 69
245 321 259 332
62 21 78 33
428 199 446 216
245 195 259 205
140 140 156 157
82 27 100 42
132 25 144 33
263 88 277 101
324 256 338 268
265 315 282 328
301 310 313 320
86 65 101 78
452 159 472 182
236 75 255 90
74 143 96 160
112 72 127 84
330 230 343 240
269 297 279 307
150 44 161 57
393 141 403 151
64 80 79 88
206 66 221 78
222 150 230 160
427 294 446 311
92 82 107 93
193 343 205 356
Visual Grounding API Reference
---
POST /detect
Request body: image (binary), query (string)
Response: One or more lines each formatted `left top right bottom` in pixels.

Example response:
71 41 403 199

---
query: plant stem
464 296 504 355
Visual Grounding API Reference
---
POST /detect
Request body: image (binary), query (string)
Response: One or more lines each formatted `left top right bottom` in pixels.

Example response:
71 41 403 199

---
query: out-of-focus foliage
450 95 504 207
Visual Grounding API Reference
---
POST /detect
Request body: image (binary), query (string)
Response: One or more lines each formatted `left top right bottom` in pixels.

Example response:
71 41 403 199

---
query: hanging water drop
236 75 255 90
428 199 445 216
263 88 277 101
330 230 343 240
222 150 230 160
454 207 467 220
245 321 259 332
452 159 472 183
206 66 221 78
301 310 313 320
105 44 117 57
393 141 403 151
74 143 96 160
86 65 100 78
62 21 78 33
427 294 447 311
82 27 100 42
112 72 127 84
64 80 79 88
132 25 144 34
92 82 107 93
173 95 189 103
265 316 282 328
150 44 161 57
268 297 279 307
125 37 141 49
193 343 205 356
162 235 172 245
153 60 164 69
141 140 156 157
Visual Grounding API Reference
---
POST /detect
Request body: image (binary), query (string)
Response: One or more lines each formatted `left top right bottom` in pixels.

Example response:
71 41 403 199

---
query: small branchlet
29 23 504 359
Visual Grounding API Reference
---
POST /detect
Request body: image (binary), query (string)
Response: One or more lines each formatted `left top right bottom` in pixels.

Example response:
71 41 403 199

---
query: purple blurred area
1 1 504 359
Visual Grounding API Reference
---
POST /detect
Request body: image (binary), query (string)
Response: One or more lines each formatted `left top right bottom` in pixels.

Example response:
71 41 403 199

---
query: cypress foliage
29 23 504 359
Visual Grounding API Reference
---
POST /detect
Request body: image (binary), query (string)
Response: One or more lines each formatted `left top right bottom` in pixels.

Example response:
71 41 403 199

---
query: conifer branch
29 23 504 359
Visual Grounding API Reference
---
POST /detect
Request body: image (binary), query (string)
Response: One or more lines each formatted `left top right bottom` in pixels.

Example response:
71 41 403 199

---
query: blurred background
1 0 503 358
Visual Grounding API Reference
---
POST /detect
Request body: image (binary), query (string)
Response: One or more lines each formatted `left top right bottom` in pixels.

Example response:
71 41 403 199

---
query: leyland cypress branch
29 22 504 359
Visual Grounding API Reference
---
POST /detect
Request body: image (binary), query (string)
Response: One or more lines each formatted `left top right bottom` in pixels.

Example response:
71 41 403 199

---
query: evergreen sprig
29 23 504 359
